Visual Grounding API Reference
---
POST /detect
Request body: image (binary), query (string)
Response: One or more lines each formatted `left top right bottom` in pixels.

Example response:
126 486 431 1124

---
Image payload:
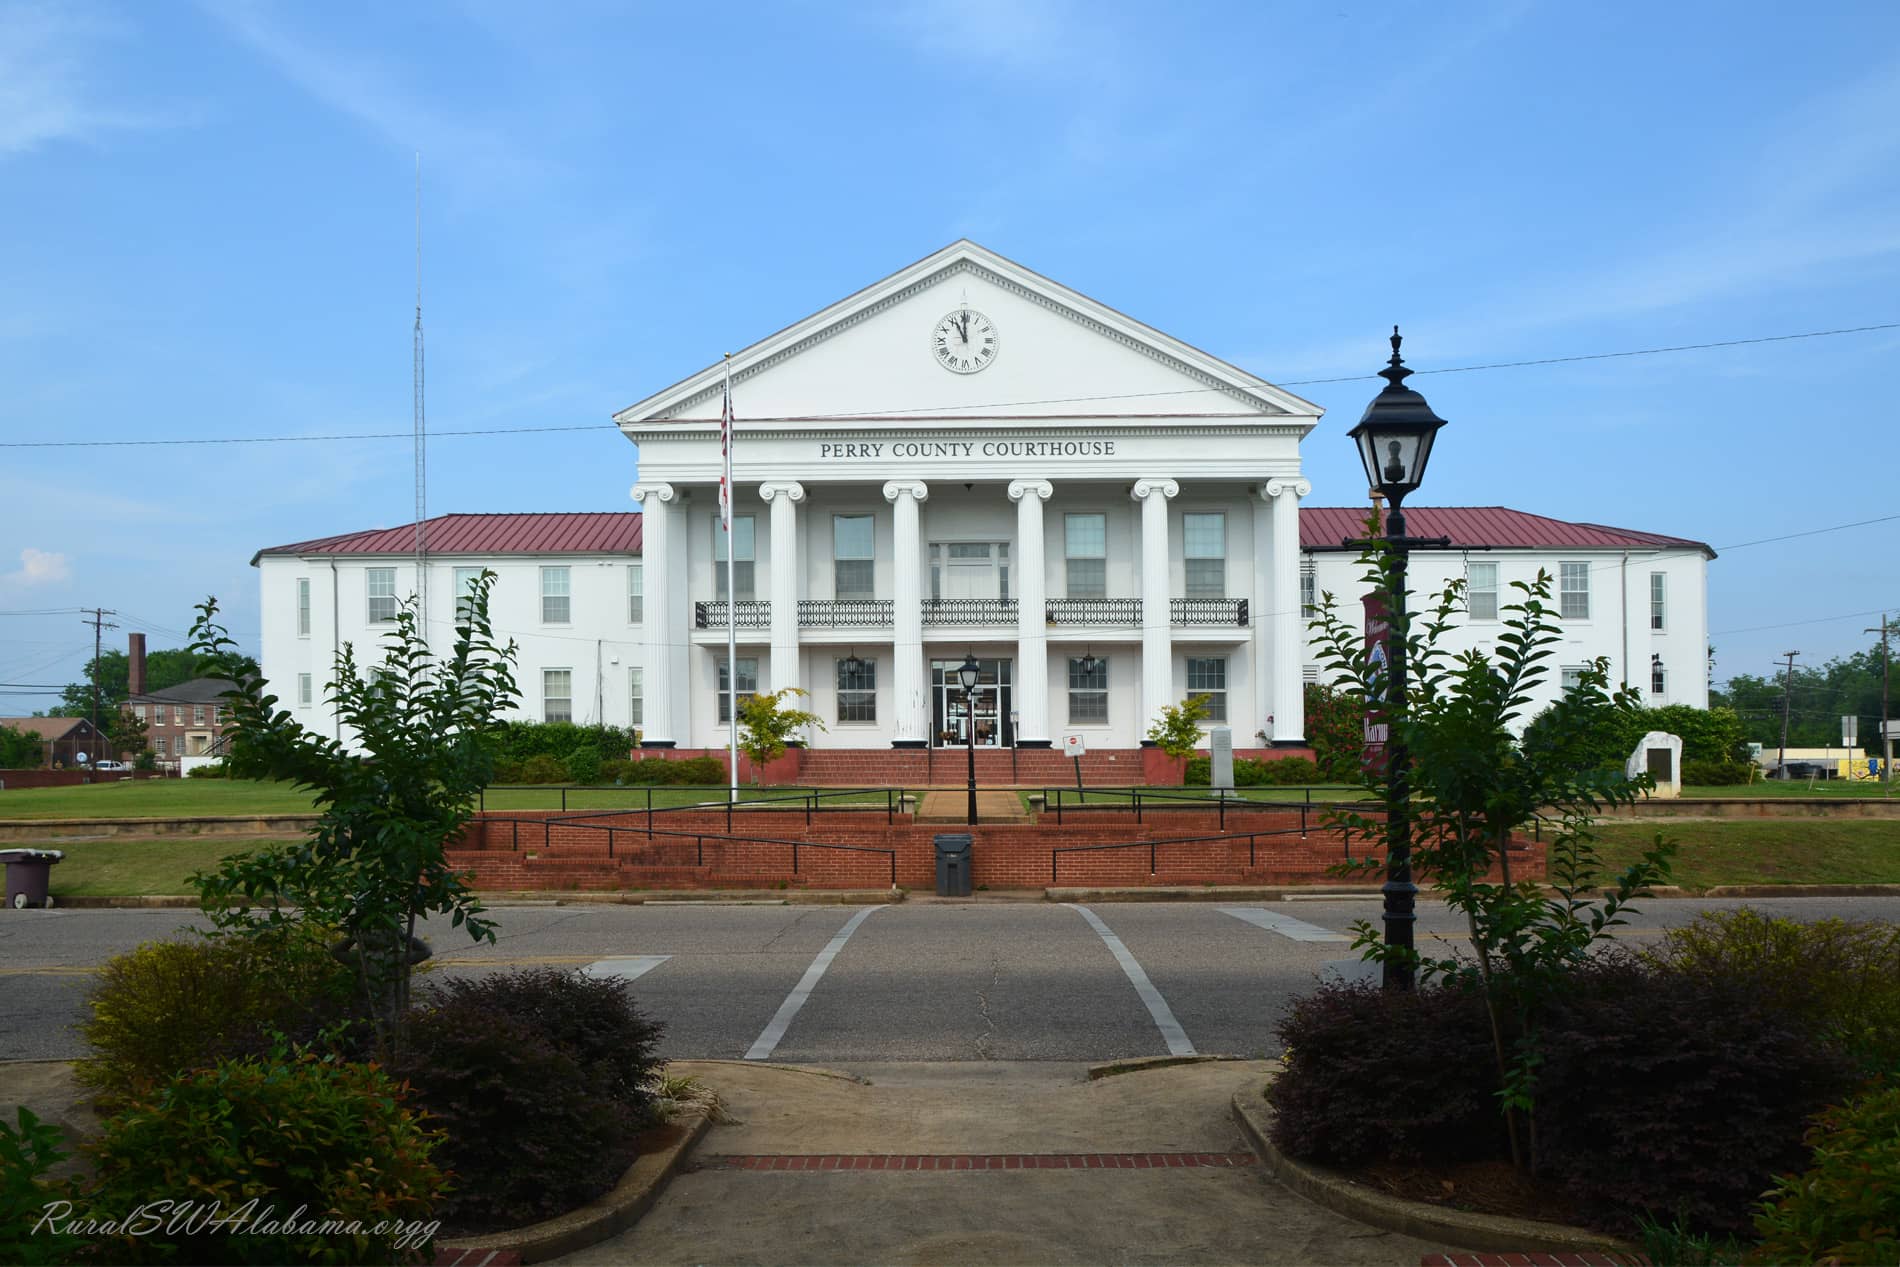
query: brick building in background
119 632 236 766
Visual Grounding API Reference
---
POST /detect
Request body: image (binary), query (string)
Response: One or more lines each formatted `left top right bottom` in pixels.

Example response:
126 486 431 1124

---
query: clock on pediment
930 308 998 374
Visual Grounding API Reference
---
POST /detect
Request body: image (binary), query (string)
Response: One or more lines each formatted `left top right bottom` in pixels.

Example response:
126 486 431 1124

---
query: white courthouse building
255 242 1713 756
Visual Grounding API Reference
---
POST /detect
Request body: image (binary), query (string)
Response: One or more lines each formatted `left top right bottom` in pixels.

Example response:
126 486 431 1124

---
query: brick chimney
128 632 146 697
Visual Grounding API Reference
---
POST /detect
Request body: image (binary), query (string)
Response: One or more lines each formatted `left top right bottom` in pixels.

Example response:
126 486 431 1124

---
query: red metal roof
1299 506 1714 557
253 513 643 563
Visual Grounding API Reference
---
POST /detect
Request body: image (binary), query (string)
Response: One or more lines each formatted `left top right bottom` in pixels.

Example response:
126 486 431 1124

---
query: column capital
629 482 676 505
1131 478 1179 502
1262 477 1312 500
882 479 930 504
1007 478 1054 503
758 481 806 504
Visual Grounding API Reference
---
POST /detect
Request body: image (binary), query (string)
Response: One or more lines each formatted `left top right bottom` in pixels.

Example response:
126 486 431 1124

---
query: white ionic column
1266 477 1312 746
1008 479 1054 747
1132 478 1179 740
883 480 930 747
759 481 805 696
629 482 677 747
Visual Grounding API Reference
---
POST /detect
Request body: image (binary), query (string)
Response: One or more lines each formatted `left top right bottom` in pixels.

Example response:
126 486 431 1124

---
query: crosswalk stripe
1218 906 1351 942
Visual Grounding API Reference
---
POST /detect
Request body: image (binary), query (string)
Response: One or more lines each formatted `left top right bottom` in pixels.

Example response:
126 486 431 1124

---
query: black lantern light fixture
841 647 867 678
957 653 981 826
1078 646 1100 676
1344 327 1451 993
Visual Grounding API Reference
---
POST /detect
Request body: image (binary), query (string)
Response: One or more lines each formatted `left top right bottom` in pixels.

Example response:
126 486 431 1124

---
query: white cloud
3 547 70 586
0 1 175 157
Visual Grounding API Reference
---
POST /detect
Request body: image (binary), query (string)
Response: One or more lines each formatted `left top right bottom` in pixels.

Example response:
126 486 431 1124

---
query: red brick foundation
629 746 1317 788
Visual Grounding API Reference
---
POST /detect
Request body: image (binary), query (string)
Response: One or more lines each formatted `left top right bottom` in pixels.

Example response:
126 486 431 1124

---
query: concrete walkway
557 1060 1450 1266
916 790 1031 823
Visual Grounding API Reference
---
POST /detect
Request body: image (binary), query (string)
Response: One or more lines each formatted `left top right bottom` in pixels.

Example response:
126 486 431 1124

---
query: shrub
599 757 635 784
1651 908 1900 1075
1681 757 1754 785
492 721 637 764
564 744 602 785
186 761 229 778
82 1048 442 1264
133 749 157 771
1753 1081 1900 1266
1267 980 1504 1166
1531 957 1857 1237
395 969 665 1232
492 756 524 782
516 753 569 784
669 755 725 784
1303 682 1365 782
77 932 357 1104
0 1108 81 1266
1184 755 1322 787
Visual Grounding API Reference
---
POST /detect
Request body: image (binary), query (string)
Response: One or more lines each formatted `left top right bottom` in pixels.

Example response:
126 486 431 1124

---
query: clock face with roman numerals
931 308 998 374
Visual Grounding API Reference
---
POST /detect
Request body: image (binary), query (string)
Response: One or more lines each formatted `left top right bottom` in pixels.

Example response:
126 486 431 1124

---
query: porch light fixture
841 648 867 677
1347 327 1448 508
1078 646 1100 676
956 654 981 693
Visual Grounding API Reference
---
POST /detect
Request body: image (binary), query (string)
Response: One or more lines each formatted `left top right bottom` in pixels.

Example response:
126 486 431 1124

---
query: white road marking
1219 906 1351 942
744 906 886 1061
1068 905 1196 1057
580 954 671 981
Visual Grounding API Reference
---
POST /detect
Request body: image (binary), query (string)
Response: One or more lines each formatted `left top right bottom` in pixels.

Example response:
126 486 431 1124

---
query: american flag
719 363 733 531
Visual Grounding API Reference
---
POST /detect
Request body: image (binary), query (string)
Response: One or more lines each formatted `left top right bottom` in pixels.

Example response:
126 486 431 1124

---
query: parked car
92 760 130 773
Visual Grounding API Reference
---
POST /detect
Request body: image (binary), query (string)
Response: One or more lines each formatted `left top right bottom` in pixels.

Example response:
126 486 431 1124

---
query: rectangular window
543 669 573 724
1067 656 1108 723
298 674 313 707
1560 665 1588 694
717 656 759 724
366 567 397 623
1186 656 1228 721
1300 561 1317 618
173 706 184 725
193 705 205 726
1650 572 1667 632
1559 561 1590 620
541 566 571 624
713 515 756 600
1182 512 1225 599
210 706 220 725
454 567 483 623
1467 562 1499 621
155 736 167 756
628 564 643 624
296 577 311 637
836 657 877 723
833 515 875 600
1064 514 1107 599
628 669 643 727
1650 662 1667 696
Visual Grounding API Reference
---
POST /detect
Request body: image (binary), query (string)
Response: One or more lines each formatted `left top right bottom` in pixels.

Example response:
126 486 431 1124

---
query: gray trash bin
933 833 973 897
0 849 63 910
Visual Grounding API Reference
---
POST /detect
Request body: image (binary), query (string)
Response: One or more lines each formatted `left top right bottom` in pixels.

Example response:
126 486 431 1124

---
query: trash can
0 849 63 910
933 833 973 898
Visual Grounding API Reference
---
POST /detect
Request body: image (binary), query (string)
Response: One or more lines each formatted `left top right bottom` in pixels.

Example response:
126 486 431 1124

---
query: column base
1014 739 1053 749
641 740 677 750
891 739 928 749
1139 739 1157 748
1269 737 1309 748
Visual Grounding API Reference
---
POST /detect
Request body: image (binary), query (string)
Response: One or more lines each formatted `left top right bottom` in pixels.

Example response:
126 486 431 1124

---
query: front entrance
931 658 1013 748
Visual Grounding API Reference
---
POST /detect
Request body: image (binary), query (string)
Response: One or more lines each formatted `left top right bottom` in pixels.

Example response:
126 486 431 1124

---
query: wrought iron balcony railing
1044 598 1142 626
1171 597 1249 627
694 600 772 630
797 599 894 628
921 598 1020 626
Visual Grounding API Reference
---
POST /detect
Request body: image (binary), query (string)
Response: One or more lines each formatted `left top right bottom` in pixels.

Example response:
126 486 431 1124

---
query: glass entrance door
931 658 1012 748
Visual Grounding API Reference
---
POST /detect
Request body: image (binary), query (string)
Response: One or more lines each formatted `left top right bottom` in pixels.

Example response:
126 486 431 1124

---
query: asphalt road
3 896 1896 1064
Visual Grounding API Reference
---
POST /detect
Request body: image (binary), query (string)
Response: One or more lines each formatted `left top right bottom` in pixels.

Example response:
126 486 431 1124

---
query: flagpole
722 354 739 805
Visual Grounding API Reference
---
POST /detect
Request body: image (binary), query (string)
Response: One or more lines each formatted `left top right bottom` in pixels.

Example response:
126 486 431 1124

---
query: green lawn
0 779 887 821
1678 780 1897 798
43 837 285 898
1595 819 1900 887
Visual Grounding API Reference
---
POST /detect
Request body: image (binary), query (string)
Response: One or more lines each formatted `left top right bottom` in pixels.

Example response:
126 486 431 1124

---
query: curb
480 889 906 906
1085 1054 1241 1080
1700 882 1900 897
1047 885 1385 903
436 1108 711 1265
50 895 200 908
1228 1088 1639 1256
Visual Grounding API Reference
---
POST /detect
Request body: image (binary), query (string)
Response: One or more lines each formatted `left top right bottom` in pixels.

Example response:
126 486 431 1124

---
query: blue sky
2 0 1897 705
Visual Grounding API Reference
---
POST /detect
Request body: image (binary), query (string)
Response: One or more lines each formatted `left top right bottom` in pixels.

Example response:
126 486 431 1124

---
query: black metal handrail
797 599 894 628
477 784 904 827
921 598 1019 625
1050 823 1318 884
1042 784 1375 829
471 814 899 887
1170 597 1249 626
1044 598 1141 626
695 599 773 629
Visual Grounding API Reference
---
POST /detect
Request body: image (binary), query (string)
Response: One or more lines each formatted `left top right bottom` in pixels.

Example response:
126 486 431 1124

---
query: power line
1711 607 1892 636
2 319 1893 451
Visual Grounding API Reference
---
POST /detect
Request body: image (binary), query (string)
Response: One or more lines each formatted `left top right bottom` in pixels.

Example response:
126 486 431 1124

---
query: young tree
105 707 147 760
187 574 519 1050
0 724 44 769
736 687 825 784
1145 693 1212 760
1310 549 1674 1171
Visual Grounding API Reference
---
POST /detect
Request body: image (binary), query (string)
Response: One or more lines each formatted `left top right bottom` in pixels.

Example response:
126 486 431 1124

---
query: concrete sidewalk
557 1059 1451 1266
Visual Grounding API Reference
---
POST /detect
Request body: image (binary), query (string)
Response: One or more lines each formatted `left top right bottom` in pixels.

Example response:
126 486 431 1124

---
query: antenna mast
413 153 428 634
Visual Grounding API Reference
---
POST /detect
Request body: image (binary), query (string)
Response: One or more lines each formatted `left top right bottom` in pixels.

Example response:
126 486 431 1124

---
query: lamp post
957 654 981 826
1345 328 1448 992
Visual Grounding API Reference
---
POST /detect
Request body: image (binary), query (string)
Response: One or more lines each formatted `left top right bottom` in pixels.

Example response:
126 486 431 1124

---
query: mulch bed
436 1118 685 1239
1361 1158 1585 1226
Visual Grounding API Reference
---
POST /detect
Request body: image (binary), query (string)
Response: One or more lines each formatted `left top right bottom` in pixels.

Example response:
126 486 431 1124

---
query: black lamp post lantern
956 653 982 826
1344 327 1451 992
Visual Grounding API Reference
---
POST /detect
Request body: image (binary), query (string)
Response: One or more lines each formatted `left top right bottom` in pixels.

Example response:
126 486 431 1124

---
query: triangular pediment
614 241 1320 427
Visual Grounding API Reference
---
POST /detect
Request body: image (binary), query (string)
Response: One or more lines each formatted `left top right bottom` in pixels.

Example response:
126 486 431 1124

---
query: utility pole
80 608 119 763
1777 650 1799 777
1866 617 1892 789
